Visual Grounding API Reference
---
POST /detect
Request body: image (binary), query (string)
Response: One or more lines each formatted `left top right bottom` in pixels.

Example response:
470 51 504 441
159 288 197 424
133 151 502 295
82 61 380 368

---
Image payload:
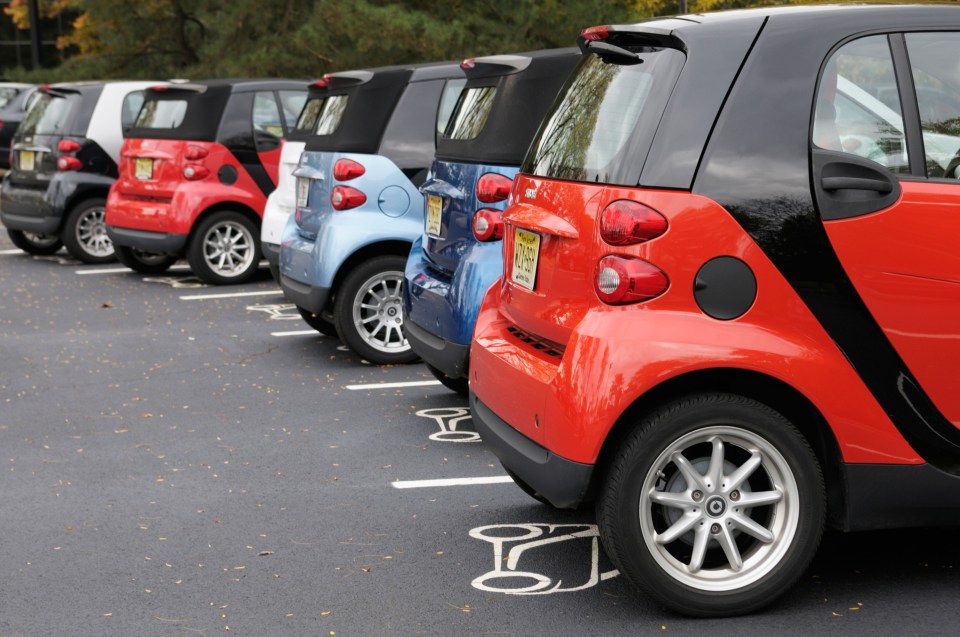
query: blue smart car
277 63 465 363
402 50 579 392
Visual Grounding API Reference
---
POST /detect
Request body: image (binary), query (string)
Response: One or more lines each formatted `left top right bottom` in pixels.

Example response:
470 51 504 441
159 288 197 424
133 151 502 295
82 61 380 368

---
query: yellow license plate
426 195 442 237
19 150 35 172
511 228 540 291
134 158 153 180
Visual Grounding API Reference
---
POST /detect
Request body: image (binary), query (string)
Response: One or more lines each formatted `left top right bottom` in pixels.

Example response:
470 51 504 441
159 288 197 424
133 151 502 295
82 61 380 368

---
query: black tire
7 228 63 255
596 393 825 617
187 211 261 285
115 245 178 275
333 255 418 364
297 305 338 337
62 198 115 263
425 363 469 396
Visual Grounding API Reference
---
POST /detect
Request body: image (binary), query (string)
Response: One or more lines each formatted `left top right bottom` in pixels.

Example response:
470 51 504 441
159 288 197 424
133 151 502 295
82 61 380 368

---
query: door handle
821 176 893 194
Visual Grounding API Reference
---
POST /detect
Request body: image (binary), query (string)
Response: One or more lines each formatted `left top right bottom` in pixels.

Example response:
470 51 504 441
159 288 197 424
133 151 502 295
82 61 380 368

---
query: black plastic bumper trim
278 273 329 314
105 226 187 253
405 318 469 379
841 463 960 532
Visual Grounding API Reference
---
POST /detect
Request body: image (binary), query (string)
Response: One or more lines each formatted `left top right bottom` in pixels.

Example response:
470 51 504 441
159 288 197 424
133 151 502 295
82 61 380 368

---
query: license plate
134 158 153 180
426 195 442 237
19 150 35 172
511 228 540 291
297 177 310 208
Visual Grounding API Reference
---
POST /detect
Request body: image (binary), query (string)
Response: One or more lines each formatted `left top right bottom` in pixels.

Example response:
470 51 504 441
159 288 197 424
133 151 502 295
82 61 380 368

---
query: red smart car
469 5 960 616
105 80 307 284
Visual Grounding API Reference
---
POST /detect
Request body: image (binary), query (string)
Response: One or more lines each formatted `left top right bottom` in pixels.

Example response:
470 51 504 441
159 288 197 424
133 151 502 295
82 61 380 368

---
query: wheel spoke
672 451 707 492
706 436 725 490
649 489 694 510
731 511 775 543
716 525 744 571
688 525 710 573
725 451 762 492
737 489 782 509
656 511 700 545
361 315 380 325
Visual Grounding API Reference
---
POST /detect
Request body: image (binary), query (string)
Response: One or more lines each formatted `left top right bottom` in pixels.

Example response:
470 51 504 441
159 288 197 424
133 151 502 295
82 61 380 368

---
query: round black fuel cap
693 256 757 320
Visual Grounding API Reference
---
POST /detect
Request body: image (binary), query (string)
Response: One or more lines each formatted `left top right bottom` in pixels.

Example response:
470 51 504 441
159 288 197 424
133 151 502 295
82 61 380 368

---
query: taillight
472 208 504 242
476 173 513 204
580 25 610 41
331 186 366 210
183 164 209 180
461 58 476 70
58 139 81 153
185 145 208 160
594 256 668 305
333 159 365 181
57 156 82 171
599 200 668 246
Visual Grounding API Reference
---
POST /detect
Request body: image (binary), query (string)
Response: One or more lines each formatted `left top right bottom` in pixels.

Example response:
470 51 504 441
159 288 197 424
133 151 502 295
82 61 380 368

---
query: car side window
813 35 911 174
121 91 145 132
904 33 960 178
253 91 283 149
277 90 307 132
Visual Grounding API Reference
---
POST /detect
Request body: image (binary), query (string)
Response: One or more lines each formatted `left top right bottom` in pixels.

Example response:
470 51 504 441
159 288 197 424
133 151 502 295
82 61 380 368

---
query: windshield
134 99 188 129
18 91 77 136
0 87 19 109
522 47 684 185
314 95 349 135
444 86 497 140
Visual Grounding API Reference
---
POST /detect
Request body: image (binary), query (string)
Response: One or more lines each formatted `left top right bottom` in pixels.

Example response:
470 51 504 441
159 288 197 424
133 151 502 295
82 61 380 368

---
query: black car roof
436 48 581 166
304 62 461 155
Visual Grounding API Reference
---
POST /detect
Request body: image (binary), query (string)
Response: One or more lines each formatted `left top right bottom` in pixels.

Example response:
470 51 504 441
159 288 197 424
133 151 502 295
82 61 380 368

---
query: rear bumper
279 271 330 314
405 318 470 379
262 240 281 281
470 391 593 509
0 177 62 234
105 225 187 253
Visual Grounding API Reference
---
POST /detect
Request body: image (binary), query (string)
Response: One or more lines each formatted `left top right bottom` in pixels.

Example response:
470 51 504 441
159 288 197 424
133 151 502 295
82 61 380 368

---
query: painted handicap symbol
415 407 479 443
142 275 206 289
245 303 302 320
470 523 619 595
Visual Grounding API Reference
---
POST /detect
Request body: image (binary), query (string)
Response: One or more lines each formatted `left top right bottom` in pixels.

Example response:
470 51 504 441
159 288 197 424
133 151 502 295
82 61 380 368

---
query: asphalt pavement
0 229 957 636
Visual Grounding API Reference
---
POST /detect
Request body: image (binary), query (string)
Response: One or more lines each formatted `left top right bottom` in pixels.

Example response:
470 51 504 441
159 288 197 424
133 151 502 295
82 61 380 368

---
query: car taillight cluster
593 200 669 305
330 159 367 210
57 139 82 171
472 173 512 242
183 145 209 180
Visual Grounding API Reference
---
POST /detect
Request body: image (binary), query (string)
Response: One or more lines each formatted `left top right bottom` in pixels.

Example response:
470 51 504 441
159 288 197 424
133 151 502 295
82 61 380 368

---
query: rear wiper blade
585 41 643 65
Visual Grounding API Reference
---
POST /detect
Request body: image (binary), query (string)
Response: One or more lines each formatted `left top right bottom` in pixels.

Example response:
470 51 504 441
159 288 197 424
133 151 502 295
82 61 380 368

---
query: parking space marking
345 380 442 390
416 407 480 442
0 248 24 255
391 476 513 489
179 290 284 301
246 303 301 320
271 329 320 337
75 265 193 275
470 523 619 595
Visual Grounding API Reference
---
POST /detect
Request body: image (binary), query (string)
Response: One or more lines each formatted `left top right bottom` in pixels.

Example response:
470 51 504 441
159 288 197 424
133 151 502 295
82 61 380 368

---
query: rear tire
187 211 260 285
425 363 469 396
297 305 338 337
7 229 63 255
115 245 178 275
62 198 115 263
597 393 824 617
333 255 417 364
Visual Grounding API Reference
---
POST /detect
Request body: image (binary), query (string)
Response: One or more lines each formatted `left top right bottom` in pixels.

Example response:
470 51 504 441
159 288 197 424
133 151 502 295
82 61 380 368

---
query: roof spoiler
322 70 375 90
459 54 532 79
40 84 82 97
147 83 205 94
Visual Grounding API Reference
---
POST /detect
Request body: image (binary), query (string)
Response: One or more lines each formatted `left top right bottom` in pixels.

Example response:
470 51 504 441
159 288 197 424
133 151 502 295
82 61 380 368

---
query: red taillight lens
461 58 476 69
333 159 365 181
183 164 209 180
580 25 610 41
599 200 668 246
58 139 80 153
185 145 208 160
594 256 668 305
331 186 366 210
472 208 504 242
57 156 82 171
476 173 513 204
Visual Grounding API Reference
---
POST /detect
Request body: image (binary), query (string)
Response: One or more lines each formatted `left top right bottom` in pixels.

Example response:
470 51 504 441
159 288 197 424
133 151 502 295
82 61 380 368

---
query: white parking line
391 476 513 489
180 290 284 301
75 264 192 275
270 329 320 337
345 380 442 390
0 248 24 255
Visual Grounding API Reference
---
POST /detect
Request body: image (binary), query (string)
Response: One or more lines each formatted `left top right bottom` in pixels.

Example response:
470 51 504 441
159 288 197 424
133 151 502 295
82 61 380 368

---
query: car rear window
0 87 18 109
444 86 496 140
135 99 188 129
523 47 684 185
315 95 349 135
18 91 79 136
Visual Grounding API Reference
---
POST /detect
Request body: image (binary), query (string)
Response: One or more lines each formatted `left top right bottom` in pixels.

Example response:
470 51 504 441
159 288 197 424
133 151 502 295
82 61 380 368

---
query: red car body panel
823 180 960 429
472 175 923 466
